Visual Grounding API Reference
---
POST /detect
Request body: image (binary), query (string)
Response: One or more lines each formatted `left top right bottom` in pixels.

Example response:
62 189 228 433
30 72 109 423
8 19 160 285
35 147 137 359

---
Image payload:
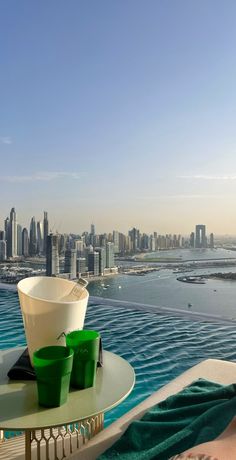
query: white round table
0 347 135 459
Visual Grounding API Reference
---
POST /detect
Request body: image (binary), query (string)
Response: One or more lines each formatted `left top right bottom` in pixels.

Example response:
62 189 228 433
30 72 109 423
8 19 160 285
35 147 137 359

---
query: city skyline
0 206 216 238
1 2 236 233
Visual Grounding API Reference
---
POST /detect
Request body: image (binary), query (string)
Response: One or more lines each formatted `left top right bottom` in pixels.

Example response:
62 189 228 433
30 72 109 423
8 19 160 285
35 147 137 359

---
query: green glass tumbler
66 330 100 389
33 346 74 407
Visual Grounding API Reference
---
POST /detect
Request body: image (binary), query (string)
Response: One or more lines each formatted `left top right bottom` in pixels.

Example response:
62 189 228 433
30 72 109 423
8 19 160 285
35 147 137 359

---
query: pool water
1 289 236 426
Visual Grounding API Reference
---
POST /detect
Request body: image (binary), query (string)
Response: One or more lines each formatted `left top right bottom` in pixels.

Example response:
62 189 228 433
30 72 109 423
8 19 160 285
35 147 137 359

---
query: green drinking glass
33 346 74 407
66 330 100 389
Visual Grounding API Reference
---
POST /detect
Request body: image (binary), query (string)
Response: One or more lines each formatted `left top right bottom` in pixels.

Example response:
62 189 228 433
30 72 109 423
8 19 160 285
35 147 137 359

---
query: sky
1 0 236 235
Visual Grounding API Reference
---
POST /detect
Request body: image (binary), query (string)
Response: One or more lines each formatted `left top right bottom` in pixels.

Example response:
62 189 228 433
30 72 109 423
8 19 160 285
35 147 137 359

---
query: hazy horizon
1 1 236 233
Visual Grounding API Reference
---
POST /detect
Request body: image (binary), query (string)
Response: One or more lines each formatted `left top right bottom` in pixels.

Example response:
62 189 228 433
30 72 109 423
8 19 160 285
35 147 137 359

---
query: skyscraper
0 241 6 261
95 247 106 275
8 208 17 257
0 230 5 241
37 221 43 254
29 217 37 256
129 227 140 252
22 228 29 257
46 234 59 276
195 225 207 248
88 251 99 276
64 248 77 279
17 224 22 256
77 257 87 276
190 232 195 248
106 242 115 268
43 211 49 255
113 231 119 254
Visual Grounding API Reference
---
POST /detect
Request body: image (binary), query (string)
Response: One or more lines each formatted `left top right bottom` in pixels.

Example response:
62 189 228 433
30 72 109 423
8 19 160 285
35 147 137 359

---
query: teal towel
99 379 236 460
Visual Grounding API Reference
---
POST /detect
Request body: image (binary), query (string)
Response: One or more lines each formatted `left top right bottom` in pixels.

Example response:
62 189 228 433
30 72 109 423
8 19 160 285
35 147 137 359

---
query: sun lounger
67 358 236 459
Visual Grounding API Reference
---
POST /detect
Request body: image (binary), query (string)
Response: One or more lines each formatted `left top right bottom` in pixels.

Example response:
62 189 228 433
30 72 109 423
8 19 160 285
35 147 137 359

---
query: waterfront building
7 208 17 258
150 235 155 251
99 234 107 247
29 217 37 256
43 211 49 255
0 240 6 261
195 225 207 248
113 231 119 254
190 232 195 248
46 233 59 276
0 230 5 240
22 228 29 257
210 233 214 249
77 257 87 276
74 239 84 256
58 234 66 255
118 233 126 255
141 233 150 251
95 247 106 275
84 245 94 265
129 227 140 252
106 242 115 268
125 235 132 252
89 224 96 246
64 248 77 279
37 221 43 254
88 251 99 276
17 224 22 256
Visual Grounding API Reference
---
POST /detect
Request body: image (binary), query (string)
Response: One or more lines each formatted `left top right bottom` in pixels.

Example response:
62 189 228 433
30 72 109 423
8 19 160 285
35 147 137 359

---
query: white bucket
17 276 89 364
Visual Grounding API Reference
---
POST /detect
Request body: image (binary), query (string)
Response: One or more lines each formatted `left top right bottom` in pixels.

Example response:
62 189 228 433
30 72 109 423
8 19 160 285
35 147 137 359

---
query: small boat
188 303 193 308
118 285 122 289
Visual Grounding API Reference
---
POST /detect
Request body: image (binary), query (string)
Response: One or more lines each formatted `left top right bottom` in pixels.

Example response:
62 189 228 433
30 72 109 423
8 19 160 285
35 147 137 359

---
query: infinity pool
1 288 236 426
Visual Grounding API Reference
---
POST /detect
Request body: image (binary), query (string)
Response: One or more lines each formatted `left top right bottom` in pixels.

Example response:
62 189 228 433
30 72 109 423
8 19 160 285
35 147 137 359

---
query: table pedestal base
2 414 104 460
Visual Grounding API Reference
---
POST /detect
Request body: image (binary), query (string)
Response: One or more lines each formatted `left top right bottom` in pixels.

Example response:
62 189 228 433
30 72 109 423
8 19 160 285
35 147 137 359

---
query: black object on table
7 338 103 380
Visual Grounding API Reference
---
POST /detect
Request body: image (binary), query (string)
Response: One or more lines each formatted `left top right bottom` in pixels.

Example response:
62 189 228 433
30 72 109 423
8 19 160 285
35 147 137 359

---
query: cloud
0 171 85 183
138 194 222 200
179 174 236 180
0 136 12 145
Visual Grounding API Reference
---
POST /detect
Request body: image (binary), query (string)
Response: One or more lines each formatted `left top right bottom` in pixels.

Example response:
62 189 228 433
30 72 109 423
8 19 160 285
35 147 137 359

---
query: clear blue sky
1 0 236 234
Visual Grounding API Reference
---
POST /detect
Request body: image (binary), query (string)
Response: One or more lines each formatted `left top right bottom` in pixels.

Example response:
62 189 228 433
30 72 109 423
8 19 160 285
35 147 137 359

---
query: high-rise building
150 235 155 251
46 234 59 276
64 249 77 279
37 221 43 254
210 233 214 249
106 242 115 268
22 228 29 257
17 224 22 256
118 233 126 255
88 251 99 276
77 257 87 276
129 228 140 252
0 230 5 240
0 241 6 261
7 207 17 258
74 239 84 256
29 217 37 256
43 211 49 255
190 232 195 248
113 231 119 254
95 247 106 275
91 224 95 235
195 225 207 248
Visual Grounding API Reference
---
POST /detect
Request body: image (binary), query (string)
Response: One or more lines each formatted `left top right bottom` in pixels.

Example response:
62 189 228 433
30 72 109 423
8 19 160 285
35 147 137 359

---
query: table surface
0 347 135 430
